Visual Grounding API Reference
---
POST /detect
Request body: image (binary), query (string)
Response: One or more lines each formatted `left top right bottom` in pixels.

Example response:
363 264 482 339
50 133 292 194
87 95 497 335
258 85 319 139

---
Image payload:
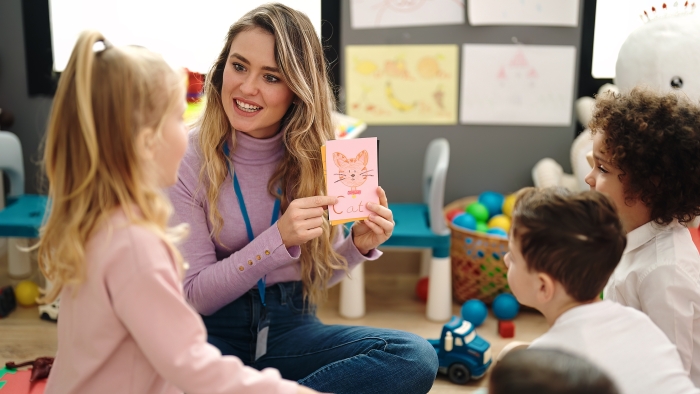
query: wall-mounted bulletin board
341 0 583 204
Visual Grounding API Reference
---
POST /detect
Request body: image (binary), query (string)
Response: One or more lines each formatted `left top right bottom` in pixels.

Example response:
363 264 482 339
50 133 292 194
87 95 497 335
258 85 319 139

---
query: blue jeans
201 281 438 394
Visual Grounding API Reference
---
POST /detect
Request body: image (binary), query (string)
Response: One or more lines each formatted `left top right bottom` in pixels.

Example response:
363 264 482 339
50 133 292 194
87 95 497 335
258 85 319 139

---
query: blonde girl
168 4 438 394
39 30 316 394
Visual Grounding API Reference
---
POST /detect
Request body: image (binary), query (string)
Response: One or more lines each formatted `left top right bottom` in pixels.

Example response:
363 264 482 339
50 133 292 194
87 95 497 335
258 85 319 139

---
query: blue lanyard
223 143 280 307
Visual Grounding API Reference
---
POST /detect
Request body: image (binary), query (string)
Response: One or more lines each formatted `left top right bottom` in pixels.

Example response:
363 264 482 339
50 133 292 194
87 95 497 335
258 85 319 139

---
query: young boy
489 348 619 394
585 88 700 385
505 187 699 394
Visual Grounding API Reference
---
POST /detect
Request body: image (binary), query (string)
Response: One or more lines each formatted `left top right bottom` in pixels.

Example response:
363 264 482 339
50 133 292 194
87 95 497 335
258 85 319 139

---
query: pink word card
322 137 379 226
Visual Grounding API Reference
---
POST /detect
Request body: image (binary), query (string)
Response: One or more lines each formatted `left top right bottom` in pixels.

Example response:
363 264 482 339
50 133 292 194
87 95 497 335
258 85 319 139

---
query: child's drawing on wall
346 45 459 124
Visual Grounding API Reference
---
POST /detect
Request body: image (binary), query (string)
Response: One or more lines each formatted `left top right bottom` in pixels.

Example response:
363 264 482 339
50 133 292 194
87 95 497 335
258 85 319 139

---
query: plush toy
5 357 54 382
533 5 700 191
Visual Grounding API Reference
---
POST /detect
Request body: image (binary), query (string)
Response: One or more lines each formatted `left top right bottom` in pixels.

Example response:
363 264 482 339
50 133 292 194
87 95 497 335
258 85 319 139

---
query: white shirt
604 220 700 386
530 301 698 394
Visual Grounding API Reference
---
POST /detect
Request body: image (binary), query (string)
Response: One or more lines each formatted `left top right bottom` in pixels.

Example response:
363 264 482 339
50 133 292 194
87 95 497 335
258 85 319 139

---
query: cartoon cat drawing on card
333 150 373 197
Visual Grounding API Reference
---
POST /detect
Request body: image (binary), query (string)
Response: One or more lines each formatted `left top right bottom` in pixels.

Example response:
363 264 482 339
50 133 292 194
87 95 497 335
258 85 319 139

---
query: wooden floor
0 249 548 393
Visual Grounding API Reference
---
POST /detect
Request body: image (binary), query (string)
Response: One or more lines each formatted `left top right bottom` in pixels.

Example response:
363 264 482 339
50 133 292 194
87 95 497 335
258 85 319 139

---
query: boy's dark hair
489 348 619 394
589 88 700 226
512 187 626 302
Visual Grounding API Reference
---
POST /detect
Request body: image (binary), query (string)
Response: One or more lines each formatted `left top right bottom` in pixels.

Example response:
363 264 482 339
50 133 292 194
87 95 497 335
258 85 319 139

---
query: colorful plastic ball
478 191 505 217
492 293 520 320
446 208 464 222
461 299 488 327
476 222 489 233
452 213 477 231
486 228 508 238
14 280 40 307
466 202 490 223
502 194 517 218
488 215 512 232
415 277 429 302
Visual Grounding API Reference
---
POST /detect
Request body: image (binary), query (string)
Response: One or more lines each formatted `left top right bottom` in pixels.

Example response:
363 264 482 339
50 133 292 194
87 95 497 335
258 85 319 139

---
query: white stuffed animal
533 9 700 191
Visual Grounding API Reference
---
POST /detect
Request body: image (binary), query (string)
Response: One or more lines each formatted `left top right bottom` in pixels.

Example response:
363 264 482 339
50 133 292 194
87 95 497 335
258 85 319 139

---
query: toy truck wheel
448 363 471 385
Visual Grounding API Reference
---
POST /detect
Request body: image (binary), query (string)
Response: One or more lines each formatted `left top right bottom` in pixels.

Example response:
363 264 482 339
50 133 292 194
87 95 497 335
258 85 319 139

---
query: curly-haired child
585 87 700 385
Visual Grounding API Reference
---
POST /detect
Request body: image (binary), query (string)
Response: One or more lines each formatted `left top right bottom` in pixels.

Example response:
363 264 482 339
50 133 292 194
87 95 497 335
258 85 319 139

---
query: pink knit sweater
45 209 299 394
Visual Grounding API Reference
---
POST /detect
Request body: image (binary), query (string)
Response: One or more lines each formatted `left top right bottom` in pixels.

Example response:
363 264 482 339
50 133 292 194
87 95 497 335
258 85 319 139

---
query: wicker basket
444 196 511 304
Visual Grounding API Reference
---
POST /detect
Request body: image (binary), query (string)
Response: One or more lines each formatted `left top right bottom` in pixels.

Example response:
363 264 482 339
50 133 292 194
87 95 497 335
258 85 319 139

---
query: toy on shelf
0 286 17 318
185 69 205 103
184 69 206 124
493 293 520 338
533 3 700 191
332 111 367 140
14 280 39 307
430 316 492 385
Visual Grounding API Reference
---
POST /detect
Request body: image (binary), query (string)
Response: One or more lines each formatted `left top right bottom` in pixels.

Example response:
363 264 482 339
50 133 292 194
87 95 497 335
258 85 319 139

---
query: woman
168 4 438 394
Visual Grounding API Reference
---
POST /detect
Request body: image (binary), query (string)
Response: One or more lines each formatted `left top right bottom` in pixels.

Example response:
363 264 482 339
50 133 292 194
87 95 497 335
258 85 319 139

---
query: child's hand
352 186 394 255
278 195 338 247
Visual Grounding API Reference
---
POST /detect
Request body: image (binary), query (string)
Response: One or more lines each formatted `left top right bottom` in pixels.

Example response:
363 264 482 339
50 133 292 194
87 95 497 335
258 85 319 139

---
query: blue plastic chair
339 138 451 321
0 131 48 278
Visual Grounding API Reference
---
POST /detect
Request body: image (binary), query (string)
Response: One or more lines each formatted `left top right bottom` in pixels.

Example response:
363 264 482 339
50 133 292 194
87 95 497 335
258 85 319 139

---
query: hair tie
93 39 113 53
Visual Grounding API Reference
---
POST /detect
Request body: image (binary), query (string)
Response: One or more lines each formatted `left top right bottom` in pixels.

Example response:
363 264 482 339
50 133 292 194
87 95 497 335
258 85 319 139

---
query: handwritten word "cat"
331 197 366 215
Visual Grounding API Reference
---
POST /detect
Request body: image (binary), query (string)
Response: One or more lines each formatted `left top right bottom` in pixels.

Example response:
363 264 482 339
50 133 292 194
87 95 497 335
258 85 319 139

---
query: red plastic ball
415 277 429 302
445 208 464 222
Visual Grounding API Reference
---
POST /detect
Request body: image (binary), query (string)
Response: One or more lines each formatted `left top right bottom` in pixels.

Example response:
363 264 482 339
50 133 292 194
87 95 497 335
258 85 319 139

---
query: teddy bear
532 7 700 191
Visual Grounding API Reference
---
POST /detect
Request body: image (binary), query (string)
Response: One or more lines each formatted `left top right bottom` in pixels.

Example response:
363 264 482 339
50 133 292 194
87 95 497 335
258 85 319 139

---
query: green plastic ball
476 222 489 233
466 202 490 223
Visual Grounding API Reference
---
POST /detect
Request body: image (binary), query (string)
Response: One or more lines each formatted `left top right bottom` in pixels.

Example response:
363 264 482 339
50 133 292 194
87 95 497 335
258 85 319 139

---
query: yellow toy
488 215 511 232
14 280 40 307
502 194 516 218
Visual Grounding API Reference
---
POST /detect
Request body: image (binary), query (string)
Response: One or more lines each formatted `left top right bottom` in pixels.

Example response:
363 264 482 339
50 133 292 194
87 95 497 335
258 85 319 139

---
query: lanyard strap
224 143 280 307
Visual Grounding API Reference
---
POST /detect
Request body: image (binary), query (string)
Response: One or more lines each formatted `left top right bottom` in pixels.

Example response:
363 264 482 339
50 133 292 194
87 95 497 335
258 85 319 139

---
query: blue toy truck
429 316 492 384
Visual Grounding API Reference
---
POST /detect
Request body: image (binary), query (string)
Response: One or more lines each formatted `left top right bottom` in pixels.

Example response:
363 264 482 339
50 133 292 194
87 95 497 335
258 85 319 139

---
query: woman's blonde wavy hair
37 30 187 303
196 3 345 305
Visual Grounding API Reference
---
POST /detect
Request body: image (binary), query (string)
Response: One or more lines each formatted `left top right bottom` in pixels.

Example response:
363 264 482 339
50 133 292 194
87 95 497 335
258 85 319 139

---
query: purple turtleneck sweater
168 130 381 315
